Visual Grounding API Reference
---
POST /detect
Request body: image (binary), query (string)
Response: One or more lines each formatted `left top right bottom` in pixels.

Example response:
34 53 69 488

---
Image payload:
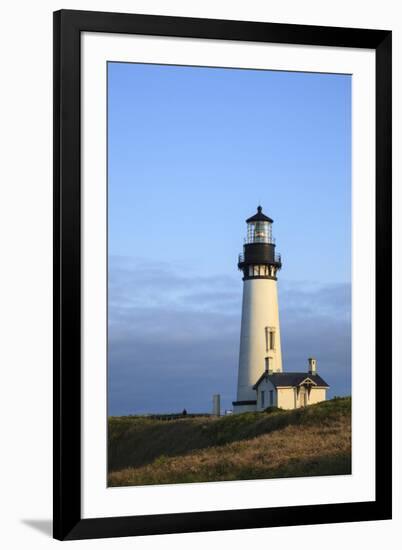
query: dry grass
108 397 351 486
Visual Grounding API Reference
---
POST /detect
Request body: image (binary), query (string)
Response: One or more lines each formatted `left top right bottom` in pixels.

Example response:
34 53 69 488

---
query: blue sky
108 62 351 415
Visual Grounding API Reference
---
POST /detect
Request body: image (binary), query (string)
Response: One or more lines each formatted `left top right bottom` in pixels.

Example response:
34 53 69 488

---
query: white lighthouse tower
233 206 283 413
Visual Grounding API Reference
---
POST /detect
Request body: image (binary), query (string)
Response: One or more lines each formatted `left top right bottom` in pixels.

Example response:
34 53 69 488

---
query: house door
299 387 307 407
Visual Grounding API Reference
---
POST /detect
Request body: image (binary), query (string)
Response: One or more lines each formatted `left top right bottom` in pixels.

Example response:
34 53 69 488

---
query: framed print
53 9 392 541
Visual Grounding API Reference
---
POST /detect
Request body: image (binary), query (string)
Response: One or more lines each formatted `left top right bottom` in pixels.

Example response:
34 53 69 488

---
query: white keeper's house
232 206 329 414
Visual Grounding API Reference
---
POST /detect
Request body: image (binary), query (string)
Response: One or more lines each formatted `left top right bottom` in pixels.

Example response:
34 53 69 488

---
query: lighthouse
233 206 283 413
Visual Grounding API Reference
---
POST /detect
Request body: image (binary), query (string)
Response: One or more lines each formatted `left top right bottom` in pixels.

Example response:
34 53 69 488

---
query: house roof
253 372 329 390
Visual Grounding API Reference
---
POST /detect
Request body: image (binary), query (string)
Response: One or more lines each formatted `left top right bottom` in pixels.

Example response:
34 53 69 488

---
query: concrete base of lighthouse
232 400 257 413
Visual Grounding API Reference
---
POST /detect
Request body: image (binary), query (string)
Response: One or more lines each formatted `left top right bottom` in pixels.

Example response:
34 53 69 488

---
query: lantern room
238 206 282 280
245 206 274 244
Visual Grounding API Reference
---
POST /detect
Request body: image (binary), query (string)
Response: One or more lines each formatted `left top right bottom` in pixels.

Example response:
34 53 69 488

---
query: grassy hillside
108 397 351 486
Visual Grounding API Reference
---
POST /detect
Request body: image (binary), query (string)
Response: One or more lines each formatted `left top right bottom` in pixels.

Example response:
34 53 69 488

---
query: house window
269 390 274 406
261 390 265 408
265 327 275 351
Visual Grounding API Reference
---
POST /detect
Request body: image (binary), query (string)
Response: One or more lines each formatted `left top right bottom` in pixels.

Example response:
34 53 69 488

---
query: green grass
108 397 351 486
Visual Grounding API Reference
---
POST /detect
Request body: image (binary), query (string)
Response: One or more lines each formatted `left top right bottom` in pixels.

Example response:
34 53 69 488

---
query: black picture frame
53 9 392 541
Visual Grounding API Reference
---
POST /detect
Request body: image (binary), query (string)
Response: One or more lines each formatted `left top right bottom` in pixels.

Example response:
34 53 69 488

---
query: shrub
263 406 282 414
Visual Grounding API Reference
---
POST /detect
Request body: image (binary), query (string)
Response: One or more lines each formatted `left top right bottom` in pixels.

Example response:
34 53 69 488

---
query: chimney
265 357 273 374
308 357 317 375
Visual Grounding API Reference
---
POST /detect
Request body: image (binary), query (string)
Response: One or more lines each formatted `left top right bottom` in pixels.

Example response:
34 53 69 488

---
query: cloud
278 280 351 398
108 256 351 415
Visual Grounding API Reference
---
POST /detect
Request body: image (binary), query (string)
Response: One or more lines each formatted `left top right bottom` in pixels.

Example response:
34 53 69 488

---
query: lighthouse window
251 265 266 277
269 330 275 350
248 221 273 244
254 222 267 242
265 327 276 351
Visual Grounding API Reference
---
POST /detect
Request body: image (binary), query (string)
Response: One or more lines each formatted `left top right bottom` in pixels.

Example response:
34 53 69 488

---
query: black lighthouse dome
238 206 282 280
246 205 273 224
